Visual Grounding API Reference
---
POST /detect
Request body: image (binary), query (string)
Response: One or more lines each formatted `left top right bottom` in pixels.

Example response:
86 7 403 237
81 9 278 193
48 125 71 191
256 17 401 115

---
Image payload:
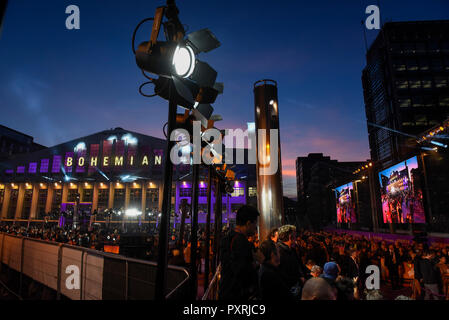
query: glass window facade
21 189 33 219
7 189 18 219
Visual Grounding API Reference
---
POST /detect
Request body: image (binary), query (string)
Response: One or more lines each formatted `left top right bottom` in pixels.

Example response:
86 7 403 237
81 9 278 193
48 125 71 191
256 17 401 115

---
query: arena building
0 127 256 228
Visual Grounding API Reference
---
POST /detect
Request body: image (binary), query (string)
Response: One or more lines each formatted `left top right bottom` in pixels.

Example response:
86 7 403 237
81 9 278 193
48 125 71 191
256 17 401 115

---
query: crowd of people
217 205 449 300
1 204 449 301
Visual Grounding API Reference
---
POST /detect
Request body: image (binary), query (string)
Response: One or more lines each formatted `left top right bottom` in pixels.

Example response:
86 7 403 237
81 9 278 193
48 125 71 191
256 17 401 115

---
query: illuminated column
1 184 11 219
158 182 163 212
29 183 40 219
141 183 146 221
253 79 284 241
14 183 26 220
62 183 69 204
78 184 83 203
45 184 54 214
125 183 130 210
108 182 114 209
92 183 99 211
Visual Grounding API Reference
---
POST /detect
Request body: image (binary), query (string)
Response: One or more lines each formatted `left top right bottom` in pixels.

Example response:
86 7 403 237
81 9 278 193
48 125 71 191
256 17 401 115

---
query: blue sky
1 0 448 198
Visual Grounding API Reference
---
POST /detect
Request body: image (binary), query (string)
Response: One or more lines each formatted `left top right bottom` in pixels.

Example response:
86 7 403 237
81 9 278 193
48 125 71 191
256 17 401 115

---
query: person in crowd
267 227 279 244
258 240 293 300
415 249 442 300
320 261 340 288
168 249 186 267
301 277 336 300
310 265 322 278
385 244 401 290
276 224 305 297
218 205 260 300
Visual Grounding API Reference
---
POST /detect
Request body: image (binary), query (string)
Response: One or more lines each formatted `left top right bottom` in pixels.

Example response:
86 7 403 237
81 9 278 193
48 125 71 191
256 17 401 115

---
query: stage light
125 208 142 217
192 102 214 128
430 140 447 148
74 142 86 152
172 44 195 78
369 162 373 167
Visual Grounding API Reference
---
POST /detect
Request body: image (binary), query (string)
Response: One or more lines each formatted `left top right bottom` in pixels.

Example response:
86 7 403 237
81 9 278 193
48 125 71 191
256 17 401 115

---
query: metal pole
189 163 200 299
213 179 222 271
154 82 177 300
204 167 212 290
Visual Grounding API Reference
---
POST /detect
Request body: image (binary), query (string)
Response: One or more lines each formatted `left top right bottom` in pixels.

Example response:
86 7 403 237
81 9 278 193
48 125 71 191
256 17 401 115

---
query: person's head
440 256 447 264
268 227 279 243
310 265 322 277
278 225 297 247
259 240 280 267
172 249 180 257
365 289 383 300
301 277 336 300
335 277 355 300
321 262 340 281
235 205 259 236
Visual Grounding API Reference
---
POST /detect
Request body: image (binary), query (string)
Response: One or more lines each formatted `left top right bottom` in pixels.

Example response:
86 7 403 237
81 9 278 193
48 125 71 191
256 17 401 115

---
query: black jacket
415 257 440 285
258 263 293 300
218 230 258 300
277 242 304 289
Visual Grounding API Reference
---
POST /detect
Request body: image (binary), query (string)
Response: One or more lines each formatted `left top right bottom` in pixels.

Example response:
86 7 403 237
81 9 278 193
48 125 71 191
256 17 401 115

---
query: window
146 188 159 210
435 77 448 88
231 187 244 197
113 189 125 209
97 189 109 212
7 189 18 219
402 122 415 127
129 188 141 207
422 78 432 89
415 114 428 126
67 189 78 202
409 80 420 89
82 189 93 202
51 189 62 214
248 187 257 197
431 58 443 71
179 188 191 197
398 98 411 108
406 59 418 71
439 96 449 107
393 59 406 72
37 189 47 219
199 188 207 197
21 189 33 219
412 96 423 108
395 80 408 89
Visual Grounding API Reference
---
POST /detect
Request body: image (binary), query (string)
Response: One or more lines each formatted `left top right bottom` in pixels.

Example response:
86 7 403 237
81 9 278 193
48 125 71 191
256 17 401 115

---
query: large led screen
335 182 356 223
378 156 425 224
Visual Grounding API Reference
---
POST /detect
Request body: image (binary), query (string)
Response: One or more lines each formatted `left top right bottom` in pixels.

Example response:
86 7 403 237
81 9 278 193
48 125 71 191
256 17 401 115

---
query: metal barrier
201 264 221 300
0 232 189 300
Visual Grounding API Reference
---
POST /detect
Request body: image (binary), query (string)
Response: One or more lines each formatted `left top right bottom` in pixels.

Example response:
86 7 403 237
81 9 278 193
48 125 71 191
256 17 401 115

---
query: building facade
296 153 366 230
362 20 449 169
0 127 256 227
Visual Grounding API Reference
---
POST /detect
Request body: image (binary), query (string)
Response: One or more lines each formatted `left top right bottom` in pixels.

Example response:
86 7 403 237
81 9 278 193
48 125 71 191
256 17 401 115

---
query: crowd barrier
202 264 220 300
0 232 190 300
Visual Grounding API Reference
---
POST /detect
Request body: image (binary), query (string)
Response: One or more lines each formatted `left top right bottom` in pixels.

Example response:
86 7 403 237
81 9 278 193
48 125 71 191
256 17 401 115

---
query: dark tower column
253 79 284 241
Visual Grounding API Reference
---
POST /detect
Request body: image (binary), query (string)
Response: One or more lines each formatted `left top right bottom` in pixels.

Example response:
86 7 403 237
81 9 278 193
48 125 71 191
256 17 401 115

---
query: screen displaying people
378 156 425 224
335 183 356 223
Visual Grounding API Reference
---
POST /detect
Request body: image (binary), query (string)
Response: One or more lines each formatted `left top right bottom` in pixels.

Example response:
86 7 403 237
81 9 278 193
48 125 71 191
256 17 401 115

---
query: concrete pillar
45 185 54 215
108 182 114 209
158 182 163 212
92 183 99 211
141 182 146 221
125 183 130 210
15 183 26 220
1 185 11 219
62 183 68 204
29 183 40 219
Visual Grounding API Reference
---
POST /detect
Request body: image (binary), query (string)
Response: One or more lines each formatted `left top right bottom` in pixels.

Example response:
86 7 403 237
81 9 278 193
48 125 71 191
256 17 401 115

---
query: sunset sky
1 0 448 198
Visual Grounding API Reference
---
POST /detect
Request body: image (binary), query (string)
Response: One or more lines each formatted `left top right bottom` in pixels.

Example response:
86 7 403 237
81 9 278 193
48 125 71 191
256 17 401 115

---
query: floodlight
192 103 214 128
190 60 217 87
172 44 196 77
186 28 221 54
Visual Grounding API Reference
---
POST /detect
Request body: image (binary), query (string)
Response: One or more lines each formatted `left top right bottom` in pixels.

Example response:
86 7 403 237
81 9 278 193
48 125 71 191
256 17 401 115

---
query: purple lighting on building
65 152 74 173
17 166 25 173
52 155 62 173
28 162 37 174
5 169 13 174
40 159 49 173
